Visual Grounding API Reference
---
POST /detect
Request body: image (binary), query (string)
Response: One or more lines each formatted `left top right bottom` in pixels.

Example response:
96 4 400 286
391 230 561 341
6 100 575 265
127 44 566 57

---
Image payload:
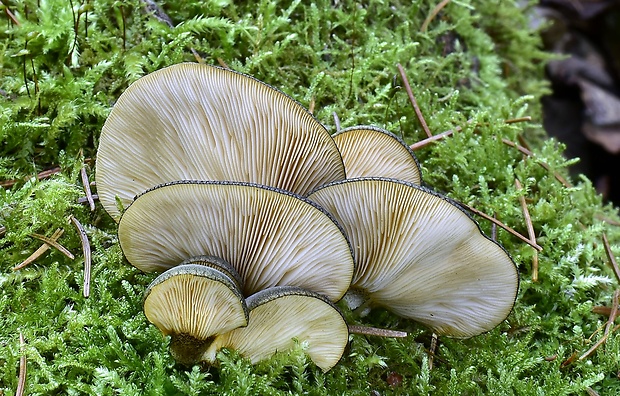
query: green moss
2 0 620 394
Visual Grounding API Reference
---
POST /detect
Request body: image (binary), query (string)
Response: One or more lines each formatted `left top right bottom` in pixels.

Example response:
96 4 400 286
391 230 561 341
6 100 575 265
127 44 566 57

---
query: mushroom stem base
169 333 215 365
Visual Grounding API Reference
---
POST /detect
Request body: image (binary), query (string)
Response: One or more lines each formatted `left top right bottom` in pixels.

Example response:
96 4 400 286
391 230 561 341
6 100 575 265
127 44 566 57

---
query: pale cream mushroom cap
96 63 345 221
205 286 349 372
143 264 248 365
332 125 422 184
308 177 519 338
119 181 355 301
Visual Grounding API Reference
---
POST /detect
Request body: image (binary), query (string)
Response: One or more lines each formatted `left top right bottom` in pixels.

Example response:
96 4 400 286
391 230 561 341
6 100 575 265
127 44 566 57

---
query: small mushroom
96 63 345 221
205 286 349 372
332 125 422 183
308 177 519 338
143 263 248 365
119 180 355 301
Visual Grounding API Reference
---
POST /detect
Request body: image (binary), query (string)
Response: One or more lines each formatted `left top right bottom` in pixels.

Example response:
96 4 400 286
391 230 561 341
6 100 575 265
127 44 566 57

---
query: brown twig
428 332 438 371
308 96 315 115
579 319 620 361
410 117 530 151
1 166 62 188
458 202 543 251
216 57 229 69
604 290 620 337
80 165 95 212
78 194 99 205
70 216 92 298
603 234 620 284
501 139 572 188
30 232 74 260
410 127 460 150
348 325 408 338
505 116 532 124
397 63 432 138
420 0 451 32
16 332 26 396
596 214 620 227
2 0 20 26
13 229 64 270
515 178 539 281
333 112 341 132
592 305 620 320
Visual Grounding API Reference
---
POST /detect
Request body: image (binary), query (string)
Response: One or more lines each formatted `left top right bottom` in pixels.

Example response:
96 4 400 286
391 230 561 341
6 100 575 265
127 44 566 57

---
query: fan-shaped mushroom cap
205 286 348 372
96 63 345 221
119 181 355 301
143 264 248 365
308 178 519 338
332 125 422 184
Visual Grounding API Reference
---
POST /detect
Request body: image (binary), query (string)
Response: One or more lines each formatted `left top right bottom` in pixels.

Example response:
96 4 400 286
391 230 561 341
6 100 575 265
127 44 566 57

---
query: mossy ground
2 0 620 394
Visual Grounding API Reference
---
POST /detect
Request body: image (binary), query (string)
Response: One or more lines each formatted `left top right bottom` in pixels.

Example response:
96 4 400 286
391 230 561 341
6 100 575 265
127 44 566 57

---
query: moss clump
2 0 620 394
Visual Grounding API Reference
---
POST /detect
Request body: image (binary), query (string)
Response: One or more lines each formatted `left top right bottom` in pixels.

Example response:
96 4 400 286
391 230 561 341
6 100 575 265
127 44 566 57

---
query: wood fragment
491 212 497 241
397 63 432 138
308 96 315 115
579 323 620 361
586 387 600 396
348 325 408 338
1 166 62 188
16 333 26 396
604 290 619 337
70 216 92 298
80 166 95 212
501 139 572 187
29 232 74 260
2 0 20 26
410 117 530 151
592 305 620 320
560 351 578 368
333 112 341 132
420 0 451 32
515 178 539 281
13 229 64 270
0 225 5 238
217 57 230 69
458 202 543 251
410 127 459 151
428 332 438 371
78 194 99 204
532 252 539 283
602 233 620 284
191 48 205 64
596 214 620 226
504 116 532 124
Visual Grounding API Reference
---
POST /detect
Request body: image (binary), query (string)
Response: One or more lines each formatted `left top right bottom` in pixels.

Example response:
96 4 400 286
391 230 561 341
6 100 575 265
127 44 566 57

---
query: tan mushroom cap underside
143 263 248 342
205 286 349 372
332 125 422 184
96 62 345 221
308 177 519 338
119 181 355 301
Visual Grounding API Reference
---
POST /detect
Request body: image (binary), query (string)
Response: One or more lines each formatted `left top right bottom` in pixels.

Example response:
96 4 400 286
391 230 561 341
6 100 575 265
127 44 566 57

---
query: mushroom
96 63 345 221
332 125 422 184
205 286 349 372
142 262 248 365
307 177 519 338
118 180 355 301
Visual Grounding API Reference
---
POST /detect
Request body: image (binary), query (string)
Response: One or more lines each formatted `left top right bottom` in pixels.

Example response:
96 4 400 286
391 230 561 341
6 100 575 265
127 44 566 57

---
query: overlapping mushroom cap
332 125 422 183
143 262 248 365
308 177 519 338
118 180 355 301
96 63 345 221
205 286 349 372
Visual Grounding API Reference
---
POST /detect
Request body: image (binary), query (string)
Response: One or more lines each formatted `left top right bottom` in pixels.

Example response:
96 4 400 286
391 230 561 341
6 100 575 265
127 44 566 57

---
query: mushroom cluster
96 63 519 371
